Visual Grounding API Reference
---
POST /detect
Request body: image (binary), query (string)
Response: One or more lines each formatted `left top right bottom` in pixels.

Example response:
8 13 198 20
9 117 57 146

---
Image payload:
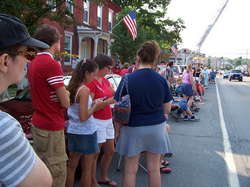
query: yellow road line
240 82 250 87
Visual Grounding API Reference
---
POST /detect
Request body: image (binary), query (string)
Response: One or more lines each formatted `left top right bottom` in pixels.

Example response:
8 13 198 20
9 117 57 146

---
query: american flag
123 9 137 41
170 44 178 58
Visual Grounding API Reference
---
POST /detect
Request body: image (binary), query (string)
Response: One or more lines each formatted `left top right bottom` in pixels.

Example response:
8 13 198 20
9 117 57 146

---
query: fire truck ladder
187 0 229 62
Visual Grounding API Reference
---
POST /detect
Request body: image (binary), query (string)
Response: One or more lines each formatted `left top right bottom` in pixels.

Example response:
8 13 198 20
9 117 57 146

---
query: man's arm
16 156 52 187
54 86 70 109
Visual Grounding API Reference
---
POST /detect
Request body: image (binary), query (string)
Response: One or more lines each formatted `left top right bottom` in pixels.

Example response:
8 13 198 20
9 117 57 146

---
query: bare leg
187 96 194 109
91 144 102 187
122 153 140 187
145 151 161 187
98 139 116 185
81 153 95 187
186 108 194 117
65 151 81 187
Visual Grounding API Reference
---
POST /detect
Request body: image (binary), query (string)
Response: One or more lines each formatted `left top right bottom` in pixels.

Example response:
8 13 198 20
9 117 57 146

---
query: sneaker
184 116 190 121
180 114 185 119
190 116 200 122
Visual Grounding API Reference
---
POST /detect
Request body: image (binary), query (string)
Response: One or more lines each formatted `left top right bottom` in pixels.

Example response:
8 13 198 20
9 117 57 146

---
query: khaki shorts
31 125 68 187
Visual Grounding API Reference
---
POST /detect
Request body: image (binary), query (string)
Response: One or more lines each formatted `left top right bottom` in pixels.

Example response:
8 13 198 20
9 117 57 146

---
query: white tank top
67 85 97 135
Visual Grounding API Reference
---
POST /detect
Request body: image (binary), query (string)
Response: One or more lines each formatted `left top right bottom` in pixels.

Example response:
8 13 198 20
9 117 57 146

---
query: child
65 58 105 187
175 78 184 97
195 77 205 100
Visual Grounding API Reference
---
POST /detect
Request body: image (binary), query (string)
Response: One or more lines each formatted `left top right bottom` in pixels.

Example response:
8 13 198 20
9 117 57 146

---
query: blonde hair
186 63 192 73
177 78 182 82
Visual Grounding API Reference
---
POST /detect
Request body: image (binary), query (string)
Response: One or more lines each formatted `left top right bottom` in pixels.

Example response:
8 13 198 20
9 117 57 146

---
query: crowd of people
0 13 218 187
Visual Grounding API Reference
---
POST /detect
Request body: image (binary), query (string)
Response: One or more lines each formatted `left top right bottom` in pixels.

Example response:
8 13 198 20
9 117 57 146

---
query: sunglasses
11 48 37 61
106 66 113 70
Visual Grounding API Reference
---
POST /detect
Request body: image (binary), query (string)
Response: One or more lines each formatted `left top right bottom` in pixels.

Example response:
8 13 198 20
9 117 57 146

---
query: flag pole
111 19 123 31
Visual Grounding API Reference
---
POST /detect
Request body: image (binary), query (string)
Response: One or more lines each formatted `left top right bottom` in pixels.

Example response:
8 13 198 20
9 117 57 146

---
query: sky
165 0 250 60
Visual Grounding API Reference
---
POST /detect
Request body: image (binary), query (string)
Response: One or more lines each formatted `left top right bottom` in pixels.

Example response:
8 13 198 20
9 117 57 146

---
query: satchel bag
114 74 131 124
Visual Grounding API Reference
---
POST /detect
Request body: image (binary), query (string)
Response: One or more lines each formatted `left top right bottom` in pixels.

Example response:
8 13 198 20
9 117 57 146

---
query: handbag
113 74 131 124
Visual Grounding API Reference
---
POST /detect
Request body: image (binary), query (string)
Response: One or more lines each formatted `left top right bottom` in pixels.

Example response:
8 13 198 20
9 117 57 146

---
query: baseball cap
0 13 49 50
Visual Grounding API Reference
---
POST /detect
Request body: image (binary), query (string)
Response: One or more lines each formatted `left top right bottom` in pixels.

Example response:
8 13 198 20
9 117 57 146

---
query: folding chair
168 106 179 122
116 153 148 172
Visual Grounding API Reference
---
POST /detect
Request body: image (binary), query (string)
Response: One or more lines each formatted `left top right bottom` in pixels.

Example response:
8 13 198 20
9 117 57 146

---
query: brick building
44 0 121 73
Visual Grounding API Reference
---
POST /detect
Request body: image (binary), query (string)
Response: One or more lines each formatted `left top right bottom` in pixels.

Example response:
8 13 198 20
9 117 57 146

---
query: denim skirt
68 131 99 155
182 83 194 97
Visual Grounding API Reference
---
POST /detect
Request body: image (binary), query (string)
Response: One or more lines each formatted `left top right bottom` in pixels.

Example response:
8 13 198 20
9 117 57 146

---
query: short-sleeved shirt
112 69 121 75
120 69 129 76
85 78 112 120
196 83 205 93
114 68 173 127
28 52 65 131
0 111 36 187
128 65 137 73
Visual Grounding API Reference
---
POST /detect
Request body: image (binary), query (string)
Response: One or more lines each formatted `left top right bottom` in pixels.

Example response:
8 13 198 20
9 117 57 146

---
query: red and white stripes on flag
122 9 137 41
170 44 178 58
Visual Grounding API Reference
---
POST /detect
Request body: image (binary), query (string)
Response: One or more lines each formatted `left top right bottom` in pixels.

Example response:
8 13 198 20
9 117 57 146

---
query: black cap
0 14 49 50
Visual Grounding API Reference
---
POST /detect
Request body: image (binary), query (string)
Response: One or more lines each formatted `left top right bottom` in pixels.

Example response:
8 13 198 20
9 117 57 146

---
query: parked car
0 76 71 143
223 70 229 79
243 71 249 77
0 74 122 143
158 65 185 82
105 74 122 91
229 69 243 81
158 64 167 76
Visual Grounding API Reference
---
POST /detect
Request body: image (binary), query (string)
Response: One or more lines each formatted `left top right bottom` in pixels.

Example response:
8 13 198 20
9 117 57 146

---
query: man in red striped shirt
28 24 70 187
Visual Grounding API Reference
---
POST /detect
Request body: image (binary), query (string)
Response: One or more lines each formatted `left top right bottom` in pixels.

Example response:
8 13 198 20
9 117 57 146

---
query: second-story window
47 0 56 11
66 0 73 14
83 0 89 23
108 10 113 32
97 6 102 29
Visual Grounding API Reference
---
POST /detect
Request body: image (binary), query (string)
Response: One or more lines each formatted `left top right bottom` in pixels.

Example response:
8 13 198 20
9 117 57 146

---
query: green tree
112 0 186 48
110 3 185 62
234 59 242 67
112 0 170 10
0 0 104 35
207 58 211 69
110 7 152 63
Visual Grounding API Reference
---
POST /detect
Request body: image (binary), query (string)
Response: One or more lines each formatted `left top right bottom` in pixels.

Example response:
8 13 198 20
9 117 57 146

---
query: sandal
161 160 169 166
98 180 117 186
160 166 171 173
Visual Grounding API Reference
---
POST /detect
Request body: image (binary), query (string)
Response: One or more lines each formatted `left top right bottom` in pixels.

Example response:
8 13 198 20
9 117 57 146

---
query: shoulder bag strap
118 74 129 100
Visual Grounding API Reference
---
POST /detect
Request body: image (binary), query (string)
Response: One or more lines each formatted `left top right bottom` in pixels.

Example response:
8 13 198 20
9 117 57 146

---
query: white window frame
66 0 73 14
108 9 113 32
83 0 90 24
47 0 56 11
97 6 102 29
64 34 73 65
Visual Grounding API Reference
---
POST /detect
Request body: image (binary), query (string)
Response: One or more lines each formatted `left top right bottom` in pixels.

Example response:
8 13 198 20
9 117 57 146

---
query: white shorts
94 118 115 143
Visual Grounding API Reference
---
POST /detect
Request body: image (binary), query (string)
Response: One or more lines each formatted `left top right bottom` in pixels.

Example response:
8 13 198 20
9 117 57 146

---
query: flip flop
160 166 171 173
98 180 117 186
198 103 205 105
161 160 169 166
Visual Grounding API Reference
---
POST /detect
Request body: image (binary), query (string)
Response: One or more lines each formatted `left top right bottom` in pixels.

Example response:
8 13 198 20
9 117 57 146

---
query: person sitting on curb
195 77 205 100
172 97 200 122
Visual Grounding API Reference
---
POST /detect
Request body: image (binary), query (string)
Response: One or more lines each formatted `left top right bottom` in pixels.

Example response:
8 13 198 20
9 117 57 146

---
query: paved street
74 76 250 187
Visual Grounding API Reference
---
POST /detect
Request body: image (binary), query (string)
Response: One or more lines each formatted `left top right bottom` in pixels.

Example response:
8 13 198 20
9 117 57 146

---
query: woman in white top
65 58 105 187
